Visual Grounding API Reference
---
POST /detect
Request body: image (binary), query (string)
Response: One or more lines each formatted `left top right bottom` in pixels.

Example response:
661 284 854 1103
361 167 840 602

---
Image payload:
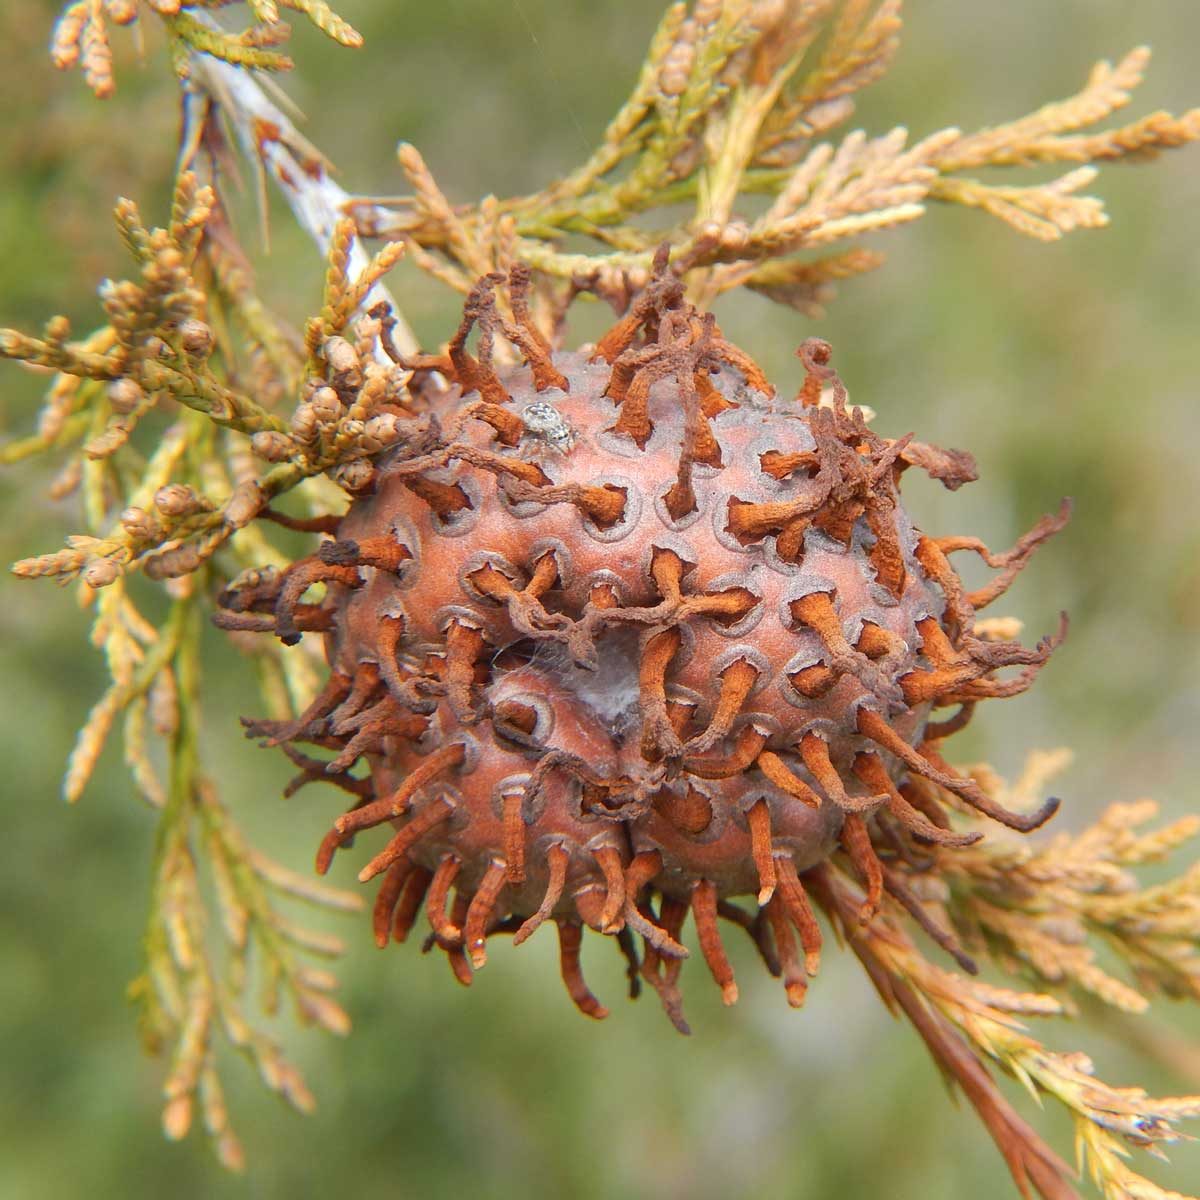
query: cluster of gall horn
220 254 1068 1031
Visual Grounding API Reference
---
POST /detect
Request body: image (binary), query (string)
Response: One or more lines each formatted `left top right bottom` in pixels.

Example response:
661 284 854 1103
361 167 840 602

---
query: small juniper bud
230 565 277 591
291 404 321 447
362 412 401 453
251 431 295 462
179 318 214 358
142 554 169 582
83 557 121 588
363 360 391 383
659 30 696 97
719 220 749 252
51 6 86 67
332 458 375 492
120 506 160 540
323 336 361 377
224 481 265 529
44 314 71 342
145 542 202 581
84 425 131 460
107 378 144 415
142 335 171 360
155 483 204 517
355 315 382 349
309 386 343 426
106 0 138 23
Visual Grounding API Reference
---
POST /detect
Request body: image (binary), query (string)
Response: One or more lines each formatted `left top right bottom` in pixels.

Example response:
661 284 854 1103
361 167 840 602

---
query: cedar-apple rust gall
220 252 1070 1031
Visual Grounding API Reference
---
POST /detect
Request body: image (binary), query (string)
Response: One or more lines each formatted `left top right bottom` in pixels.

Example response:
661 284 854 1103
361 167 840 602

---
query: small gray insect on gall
521 400 575 452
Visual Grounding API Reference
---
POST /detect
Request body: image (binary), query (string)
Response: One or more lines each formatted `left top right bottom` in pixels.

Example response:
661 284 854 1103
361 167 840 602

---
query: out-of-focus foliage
358 4 1200 313
1 2 1199 1199
50 0 362 97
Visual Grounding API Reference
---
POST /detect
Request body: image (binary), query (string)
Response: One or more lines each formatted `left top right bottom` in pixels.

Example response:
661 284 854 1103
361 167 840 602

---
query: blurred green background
2 2 1199 1197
